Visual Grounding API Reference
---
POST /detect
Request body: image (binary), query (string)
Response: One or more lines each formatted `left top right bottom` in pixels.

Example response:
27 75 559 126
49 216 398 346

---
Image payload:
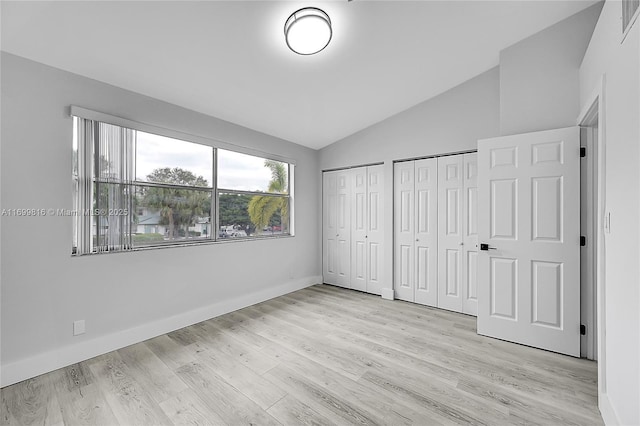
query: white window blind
623 0 640 35
73 117 135 254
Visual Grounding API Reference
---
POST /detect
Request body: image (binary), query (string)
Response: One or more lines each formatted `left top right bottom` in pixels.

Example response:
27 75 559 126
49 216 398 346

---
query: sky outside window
136 131 213 186
217 149 286 193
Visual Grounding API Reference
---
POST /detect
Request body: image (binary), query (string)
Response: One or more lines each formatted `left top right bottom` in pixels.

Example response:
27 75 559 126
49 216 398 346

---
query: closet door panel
323 171 338 285
351 167 367 292
438 155 464 312
394 162 415 302
336 170 351 288
414 158 439 306
366 165 384 295
463 153 479 316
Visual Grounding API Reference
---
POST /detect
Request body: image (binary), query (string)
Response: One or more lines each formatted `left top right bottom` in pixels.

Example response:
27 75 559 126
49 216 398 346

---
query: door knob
480 243 497 251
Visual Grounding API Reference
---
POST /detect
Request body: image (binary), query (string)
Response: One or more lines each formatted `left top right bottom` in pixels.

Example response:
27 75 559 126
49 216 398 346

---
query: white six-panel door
437 155 464 312
462 153 479 316
365 165 385 295
477 127 580 356
414 159 439 306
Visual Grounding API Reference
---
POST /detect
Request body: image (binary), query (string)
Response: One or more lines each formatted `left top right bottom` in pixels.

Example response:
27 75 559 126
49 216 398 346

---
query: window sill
72 233 294 257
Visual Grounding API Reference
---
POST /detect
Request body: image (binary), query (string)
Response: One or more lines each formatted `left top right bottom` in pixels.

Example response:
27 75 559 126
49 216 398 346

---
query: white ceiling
1 1 597 149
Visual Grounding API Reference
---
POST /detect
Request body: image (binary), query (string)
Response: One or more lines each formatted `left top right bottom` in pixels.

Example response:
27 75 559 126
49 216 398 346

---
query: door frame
576 75 607 397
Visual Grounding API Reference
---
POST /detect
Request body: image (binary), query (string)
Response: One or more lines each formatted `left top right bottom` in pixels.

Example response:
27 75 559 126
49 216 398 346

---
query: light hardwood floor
1 284 603 425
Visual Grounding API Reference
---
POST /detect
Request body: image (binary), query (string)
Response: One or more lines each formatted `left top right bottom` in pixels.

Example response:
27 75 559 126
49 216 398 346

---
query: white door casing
323 171 338 285
438 155 464 312
366 165 385 295
414 159 439 306
463 153 479 316
477 127 581 357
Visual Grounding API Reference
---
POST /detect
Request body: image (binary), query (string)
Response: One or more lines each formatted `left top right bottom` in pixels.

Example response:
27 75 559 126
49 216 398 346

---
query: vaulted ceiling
1 1 597 149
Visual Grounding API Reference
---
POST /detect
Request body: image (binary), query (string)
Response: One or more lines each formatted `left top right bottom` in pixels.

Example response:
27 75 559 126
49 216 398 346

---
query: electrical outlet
73 320 86 336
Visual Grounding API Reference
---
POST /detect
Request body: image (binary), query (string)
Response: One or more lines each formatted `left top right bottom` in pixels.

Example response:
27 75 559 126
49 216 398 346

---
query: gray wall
319 67 500 170
0 53 321 386
499 3 603 136
317 1 604 305
579 1 640 424
319 67 501 298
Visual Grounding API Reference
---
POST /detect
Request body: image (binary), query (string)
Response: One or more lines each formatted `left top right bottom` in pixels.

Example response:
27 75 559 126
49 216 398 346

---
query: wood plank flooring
1 284 603 425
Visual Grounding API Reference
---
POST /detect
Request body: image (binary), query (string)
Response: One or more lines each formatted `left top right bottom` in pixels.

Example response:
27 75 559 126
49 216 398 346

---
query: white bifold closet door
323 166 384 295
437 155 464 312
351 165 384 295
323 169 351 288
394 153 477 315
462 154 479 316
394 158 438 306
436 154 478 314
323 172 338 285
335 170 352 288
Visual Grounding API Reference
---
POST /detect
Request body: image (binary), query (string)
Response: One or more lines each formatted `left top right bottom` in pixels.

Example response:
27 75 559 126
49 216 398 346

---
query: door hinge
581 236 586 246
580 324 586 335
580 147 586 157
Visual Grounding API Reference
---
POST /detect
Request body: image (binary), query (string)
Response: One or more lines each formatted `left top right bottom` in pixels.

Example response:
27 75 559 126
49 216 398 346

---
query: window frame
216 148 292 239
71 106 295 255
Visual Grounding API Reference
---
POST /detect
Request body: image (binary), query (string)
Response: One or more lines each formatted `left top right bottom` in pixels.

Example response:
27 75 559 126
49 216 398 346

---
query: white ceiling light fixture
284 7 332 55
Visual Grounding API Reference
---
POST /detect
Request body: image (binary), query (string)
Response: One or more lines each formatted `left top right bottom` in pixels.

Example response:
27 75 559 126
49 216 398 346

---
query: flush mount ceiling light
284 7 332 55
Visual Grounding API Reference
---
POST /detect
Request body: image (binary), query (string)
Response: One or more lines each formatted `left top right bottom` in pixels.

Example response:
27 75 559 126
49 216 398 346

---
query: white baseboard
0 275 321 387
381 287 394 300
599 391 620 425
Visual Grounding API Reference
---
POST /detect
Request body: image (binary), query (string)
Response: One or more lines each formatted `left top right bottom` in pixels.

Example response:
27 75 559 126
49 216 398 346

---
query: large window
72 115 293 255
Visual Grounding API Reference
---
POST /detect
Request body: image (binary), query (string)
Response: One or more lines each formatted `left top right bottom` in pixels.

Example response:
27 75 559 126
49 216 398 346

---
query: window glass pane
136 131 213 187
219 192 289 238
218 149 288 193
134 185 212 246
